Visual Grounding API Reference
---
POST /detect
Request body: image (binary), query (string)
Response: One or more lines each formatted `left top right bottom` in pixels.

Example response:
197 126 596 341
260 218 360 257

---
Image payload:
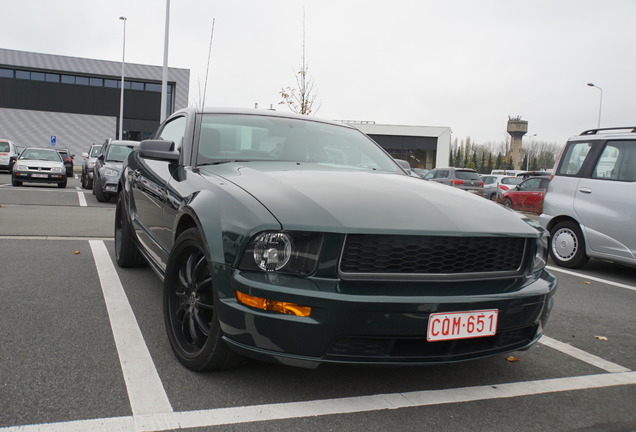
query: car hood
203 163 539 237
17 160 64 169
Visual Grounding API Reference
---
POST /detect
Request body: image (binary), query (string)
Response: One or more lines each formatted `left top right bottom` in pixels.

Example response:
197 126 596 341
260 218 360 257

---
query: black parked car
114 107 556 372
51 147 75 177
92 140 139 202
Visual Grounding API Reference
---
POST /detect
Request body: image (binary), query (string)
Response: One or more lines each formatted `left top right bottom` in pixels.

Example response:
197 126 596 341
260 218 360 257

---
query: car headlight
15 164 27 171
523 218 549 273
51 167 63 173
102 168 120 177
239 231 324 275
88 162 95 168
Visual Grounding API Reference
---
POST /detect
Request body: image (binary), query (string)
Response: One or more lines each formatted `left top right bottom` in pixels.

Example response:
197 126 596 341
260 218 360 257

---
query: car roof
172 107 357 130
569 127 636 141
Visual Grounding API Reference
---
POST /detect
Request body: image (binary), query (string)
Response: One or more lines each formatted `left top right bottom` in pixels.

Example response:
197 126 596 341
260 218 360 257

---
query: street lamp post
587 83 603 129
119 16 127 141
526 133 537 171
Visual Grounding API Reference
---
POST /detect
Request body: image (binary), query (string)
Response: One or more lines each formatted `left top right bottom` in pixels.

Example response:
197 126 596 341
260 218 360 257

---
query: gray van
540 127 636 268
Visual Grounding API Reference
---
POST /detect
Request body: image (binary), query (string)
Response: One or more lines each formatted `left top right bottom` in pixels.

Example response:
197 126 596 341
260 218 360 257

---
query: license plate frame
31 173 48 178
427 309 498 342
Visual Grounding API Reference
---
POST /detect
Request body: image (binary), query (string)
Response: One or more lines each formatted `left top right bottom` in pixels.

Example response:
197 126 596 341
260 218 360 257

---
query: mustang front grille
339 234 528 280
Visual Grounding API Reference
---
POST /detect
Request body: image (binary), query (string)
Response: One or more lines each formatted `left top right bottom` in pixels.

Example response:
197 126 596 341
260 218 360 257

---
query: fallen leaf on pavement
594 336 608 341
506 356 521 362
74 251 81 255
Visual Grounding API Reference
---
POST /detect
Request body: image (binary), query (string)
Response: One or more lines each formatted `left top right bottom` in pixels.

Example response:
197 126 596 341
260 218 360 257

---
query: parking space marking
547 265 636 292
540 336 631 373
89 240 173 417
77 191 87 206
3 371 635 432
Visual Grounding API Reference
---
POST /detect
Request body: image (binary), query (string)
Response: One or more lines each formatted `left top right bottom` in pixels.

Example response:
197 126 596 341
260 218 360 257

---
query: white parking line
3 371 635 432
89 240 173 417
77 191 87 206
547 265 636 292
539 336 631 373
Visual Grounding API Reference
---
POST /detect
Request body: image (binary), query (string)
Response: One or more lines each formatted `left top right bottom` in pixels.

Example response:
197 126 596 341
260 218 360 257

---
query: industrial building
1 48 450 171
348 122 451 170
0 48 189 159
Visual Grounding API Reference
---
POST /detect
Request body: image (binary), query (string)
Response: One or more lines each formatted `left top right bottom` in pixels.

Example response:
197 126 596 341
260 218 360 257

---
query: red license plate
427 309 498 342
31 173 48 178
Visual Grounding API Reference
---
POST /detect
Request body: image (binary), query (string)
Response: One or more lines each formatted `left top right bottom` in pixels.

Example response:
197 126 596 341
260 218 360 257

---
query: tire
488 192 496 201
114 191 146 267
12 176 22 186
94 176 109 202
504 197 513 208
85 174 93 190
58 178 67 188
549 221 589 268
164 228 245 371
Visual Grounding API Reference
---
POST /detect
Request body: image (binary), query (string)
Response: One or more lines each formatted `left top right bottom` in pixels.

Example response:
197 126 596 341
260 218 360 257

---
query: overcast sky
3 0 635 145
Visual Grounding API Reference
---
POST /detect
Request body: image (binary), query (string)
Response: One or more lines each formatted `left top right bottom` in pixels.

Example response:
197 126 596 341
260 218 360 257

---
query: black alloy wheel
164 228 245 371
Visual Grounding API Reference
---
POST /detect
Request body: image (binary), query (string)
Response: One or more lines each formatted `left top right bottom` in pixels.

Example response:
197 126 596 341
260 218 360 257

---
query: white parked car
540 127 636 268
11 148 68 188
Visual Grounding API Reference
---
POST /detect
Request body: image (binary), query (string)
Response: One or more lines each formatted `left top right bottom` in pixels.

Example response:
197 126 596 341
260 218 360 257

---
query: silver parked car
80 143 103 189
11 147 68 188
540 127 636 268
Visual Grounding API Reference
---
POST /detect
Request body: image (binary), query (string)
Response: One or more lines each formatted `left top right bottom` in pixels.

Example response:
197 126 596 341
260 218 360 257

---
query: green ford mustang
114 107 557 371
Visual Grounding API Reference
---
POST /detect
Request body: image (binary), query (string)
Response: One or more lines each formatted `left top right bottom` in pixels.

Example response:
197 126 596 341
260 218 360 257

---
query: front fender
173 176 281 267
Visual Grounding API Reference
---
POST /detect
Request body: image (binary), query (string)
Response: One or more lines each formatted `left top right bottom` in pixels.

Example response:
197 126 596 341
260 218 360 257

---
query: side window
592 141 636 182
557 142 592 176
156 116 186 148
423 171 435 180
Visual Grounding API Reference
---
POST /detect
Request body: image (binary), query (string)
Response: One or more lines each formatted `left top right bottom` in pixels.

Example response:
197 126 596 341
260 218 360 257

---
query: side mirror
139 140 180 162
98 154 104 161
82 152 89 158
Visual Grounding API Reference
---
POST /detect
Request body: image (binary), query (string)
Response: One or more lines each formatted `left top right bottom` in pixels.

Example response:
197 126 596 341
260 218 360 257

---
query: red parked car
501 176 550 214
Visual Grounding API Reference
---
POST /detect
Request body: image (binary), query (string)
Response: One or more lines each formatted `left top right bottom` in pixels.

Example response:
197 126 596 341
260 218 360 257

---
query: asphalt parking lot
0 173 635 432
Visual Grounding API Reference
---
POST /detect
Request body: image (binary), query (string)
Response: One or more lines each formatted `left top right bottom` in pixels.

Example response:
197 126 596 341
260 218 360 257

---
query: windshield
0 142 10 152
90 145 103 157
106 144 135 163
19 149 62 162
196 114 400 172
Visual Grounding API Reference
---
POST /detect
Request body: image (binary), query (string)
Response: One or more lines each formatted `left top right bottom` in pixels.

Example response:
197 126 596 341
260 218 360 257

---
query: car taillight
450 179 464 185
499 185 510 191
479 181 484 186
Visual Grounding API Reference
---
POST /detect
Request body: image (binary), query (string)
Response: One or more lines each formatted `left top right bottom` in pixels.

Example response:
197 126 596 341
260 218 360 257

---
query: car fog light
235 291 311 317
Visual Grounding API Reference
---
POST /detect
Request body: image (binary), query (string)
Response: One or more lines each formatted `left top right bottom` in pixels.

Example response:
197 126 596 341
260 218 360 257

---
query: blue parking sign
51 136 57 145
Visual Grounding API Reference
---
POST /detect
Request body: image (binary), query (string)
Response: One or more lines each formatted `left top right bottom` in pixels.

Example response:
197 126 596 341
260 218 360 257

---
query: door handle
579 187 592 194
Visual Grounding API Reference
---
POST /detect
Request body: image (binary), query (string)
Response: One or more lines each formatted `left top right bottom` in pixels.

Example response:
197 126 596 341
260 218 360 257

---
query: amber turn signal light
235 291 311 317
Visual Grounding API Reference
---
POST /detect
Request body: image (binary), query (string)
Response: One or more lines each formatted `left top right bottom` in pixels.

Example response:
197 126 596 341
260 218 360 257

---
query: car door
513 177 545 211
132 115 188 267
573 140 636 259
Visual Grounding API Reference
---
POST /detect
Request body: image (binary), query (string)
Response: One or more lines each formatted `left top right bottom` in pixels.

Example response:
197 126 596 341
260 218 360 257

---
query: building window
61 75 75 84
0 68 13 78
89 77 103 87
131 81 144 91
104 79 118 88
16 70 30 80
145 83 162 92
45 73 60 83
31 72 45 81
76 76 89 85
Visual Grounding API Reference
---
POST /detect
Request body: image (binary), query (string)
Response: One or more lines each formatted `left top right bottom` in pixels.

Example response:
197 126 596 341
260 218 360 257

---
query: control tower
507 116 528 170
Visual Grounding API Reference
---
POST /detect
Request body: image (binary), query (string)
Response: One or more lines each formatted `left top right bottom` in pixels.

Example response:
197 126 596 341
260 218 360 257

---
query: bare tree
279 9 319 115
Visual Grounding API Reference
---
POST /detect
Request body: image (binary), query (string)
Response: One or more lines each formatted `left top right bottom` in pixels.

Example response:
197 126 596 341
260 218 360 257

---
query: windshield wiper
198 160 251 166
